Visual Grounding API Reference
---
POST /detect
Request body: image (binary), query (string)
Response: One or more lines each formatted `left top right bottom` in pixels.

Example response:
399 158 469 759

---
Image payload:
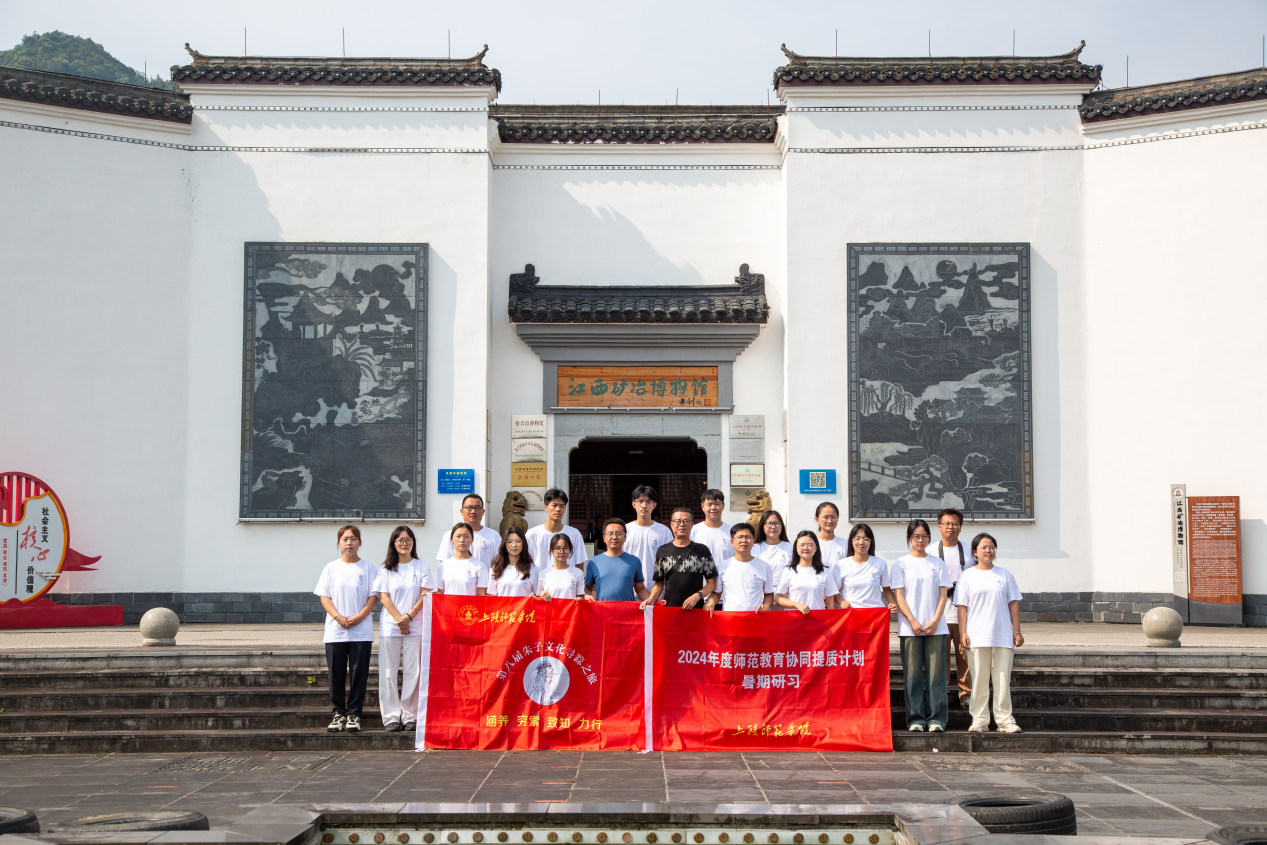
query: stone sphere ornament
140 607 180 647
1143 606 1183 648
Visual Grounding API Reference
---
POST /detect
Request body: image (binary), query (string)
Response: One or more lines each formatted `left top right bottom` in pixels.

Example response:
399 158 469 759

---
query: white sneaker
997 722 1022 733
327 714 346 733
907 724 924 732
968 723 989 733
928 724 945 733
345 714 361 733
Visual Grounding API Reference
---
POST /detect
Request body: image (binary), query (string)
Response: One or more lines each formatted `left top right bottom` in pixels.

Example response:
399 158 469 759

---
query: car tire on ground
49 811 209 832
0 808 39 835
953 791 1077 836
1209 826 1267 845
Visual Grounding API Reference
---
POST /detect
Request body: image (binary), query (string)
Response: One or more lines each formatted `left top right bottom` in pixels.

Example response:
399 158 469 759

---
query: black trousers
326 641 373 717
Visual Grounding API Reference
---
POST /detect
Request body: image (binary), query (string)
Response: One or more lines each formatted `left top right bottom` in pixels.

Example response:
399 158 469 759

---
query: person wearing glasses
955 533 1024 733
435 493 500 564
755 510 792 609
834 523 897 613
625 485 673 589
585 518 651 602
641 506 717 610
891 519 952 733
814 502 849 568
775 531 839 614
935 508 975 709
374 526 433 733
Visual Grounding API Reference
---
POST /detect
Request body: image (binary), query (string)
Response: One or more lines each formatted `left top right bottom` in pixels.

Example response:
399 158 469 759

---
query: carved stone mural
847 243 1033 521
241 243 427 520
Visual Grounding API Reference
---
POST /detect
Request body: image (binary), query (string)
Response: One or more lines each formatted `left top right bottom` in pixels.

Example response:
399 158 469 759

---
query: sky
2 0 1266 104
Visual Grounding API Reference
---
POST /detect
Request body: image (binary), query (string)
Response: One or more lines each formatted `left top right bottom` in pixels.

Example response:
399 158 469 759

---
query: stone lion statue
746 490 773 530
499 490 530 535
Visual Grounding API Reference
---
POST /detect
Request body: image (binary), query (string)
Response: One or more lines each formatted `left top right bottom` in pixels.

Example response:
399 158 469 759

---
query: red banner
652 607 892 751
420 595 645 750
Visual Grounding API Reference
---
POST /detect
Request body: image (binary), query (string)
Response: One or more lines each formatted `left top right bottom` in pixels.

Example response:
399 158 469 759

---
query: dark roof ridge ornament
778 40 1086 66
507 264 769 324
1080 65 1267 122
180 42 492 69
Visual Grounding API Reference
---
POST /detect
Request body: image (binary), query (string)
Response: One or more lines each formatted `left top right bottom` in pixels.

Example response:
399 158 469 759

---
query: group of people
314 486 1024 737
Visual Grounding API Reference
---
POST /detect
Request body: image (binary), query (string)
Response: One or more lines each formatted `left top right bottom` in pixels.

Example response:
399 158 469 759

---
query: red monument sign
1187 496 1242 626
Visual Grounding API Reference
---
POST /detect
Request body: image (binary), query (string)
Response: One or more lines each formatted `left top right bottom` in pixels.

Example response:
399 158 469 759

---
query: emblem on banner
523 656 570 705
1 472 101 604
458 605 479 624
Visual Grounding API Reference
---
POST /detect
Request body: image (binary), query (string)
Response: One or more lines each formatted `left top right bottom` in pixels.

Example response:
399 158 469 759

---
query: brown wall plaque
1188 496 1242 623
557 366 718 409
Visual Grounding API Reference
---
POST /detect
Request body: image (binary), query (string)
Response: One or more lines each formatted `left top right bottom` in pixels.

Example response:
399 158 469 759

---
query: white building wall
1082 103 1267 595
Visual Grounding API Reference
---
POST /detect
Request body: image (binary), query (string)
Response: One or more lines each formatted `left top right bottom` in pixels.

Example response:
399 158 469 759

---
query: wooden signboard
557 366 718 409
1187 496 1242 626
510 463 547 487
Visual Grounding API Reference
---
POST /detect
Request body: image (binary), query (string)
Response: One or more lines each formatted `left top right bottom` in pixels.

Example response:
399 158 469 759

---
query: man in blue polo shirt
585 518 651 602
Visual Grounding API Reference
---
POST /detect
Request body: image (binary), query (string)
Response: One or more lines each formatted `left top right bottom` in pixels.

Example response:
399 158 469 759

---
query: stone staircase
1 648 1265 754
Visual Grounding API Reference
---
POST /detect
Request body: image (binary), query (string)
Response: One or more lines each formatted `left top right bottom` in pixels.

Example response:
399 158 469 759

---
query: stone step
9 684 1267 714
891 707 1267 734
2 726 1266 756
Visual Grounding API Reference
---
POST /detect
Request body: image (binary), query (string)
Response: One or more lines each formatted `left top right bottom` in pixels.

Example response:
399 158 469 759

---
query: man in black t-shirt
640 506 718 610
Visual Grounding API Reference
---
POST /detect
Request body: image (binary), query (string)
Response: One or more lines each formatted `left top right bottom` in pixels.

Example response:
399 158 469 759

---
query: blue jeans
900 634 948 729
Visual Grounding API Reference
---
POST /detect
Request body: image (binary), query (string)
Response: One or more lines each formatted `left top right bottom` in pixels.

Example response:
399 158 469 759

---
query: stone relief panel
240 243 427 520
847 243 1033 521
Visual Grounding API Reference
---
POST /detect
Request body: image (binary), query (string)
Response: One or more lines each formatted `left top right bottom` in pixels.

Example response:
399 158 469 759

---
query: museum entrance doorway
567 438 707 548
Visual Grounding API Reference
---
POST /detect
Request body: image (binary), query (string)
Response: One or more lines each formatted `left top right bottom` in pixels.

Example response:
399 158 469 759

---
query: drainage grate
150 754 339 774
320 830 895 845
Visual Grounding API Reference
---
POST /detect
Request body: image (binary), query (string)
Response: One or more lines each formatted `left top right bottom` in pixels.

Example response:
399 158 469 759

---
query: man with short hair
585 518 651 602
525 487 586 571
936 507 976 708
708 522 774 613
625 485 673 588
690 488 735 567
435 493 500 564
641 506 717 610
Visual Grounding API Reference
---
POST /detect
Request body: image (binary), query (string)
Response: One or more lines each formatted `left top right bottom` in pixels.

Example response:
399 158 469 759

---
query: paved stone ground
2 751 1265 839
4 622 1267 651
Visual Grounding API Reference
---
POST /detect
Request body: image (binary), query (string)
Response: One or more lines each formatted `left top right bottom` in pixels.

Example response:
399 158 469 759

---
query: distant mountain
0 31 174 90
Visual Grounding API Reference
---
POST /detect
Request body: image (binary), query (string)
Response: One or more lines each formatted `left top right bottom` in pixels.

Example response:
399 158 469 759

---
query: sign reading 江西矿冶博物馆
557 367 717 408
437 469 475 495
847 243 1033 522
1187 496 1242 626
1170 484 1189 616
511 415 547 439
799 469 837 495
729 416 764 439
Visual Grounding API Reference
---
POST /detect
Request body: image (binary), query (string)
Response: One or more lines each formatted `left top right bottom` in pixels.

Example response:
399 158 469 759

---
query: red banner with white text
420 595 645 750
652 607 892 751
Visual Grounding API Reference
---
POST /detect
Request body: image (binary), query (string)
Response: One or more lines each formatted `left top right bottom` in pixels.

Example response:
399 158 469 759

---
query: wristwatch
697 591 705 603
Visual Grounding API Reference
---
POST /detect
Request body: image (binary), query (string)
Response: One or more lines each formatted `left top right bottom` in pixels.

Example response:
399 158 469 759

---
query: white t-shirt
625 520 674 587
755 540 792 569
718 557 775 612
955 565 1023 649
935 540 976 587
818 535 849 568
436 525 501 564
313 558 378 643
834 555 890 609
690 523 735 566
776 565 839 610
490 565 537 597
436 556 490 596
539 565 585 600
372 561 435 638
890 555 953 637
525 524 587 571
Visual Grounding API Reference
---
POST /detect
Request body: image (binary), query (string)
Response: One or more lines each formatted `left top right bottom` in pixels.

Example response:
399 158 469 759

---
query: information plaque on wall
1187 496 1242 626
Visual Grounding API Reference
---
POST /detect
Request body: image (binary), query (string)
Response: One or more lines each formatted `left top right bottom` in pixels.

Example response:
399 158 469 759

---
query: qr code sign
809 472 827 489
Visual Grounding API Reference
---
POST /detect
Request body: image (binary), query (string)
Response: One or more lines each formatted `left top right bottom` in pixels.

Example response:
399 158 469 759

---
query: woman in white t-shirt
313 525 379 734
775 531 839 614
755 511 793 611
836 523 897 611
814 502 848 568
374 525 435 732
435 523 490 596
890 519 952 733
490 526 538 597
955 533 1024 734
538 533 590 601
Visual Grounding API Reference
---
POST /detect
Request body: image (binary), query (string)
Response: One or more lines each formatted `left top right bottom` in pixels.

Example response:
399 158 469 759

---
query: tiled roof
773 41 1101 90
508 264 770 323
1080 67 1267 122
0 65 193 123
171 44 502 92
491 104 781 144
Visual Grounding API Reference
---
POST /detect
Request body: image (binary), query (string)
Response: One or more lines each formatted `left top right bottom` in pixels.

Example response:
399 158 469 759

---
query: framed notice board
1187 496 1242 626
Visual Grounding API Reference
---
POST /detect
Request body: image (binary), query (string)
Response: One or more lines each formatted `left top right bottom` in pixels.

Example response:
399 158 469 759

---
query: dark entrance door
568 438 707 546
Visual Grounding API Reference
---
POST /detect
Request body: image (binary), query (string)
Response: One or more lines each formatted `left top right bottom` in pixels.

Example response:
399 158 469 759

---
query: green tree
0 31 174 90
